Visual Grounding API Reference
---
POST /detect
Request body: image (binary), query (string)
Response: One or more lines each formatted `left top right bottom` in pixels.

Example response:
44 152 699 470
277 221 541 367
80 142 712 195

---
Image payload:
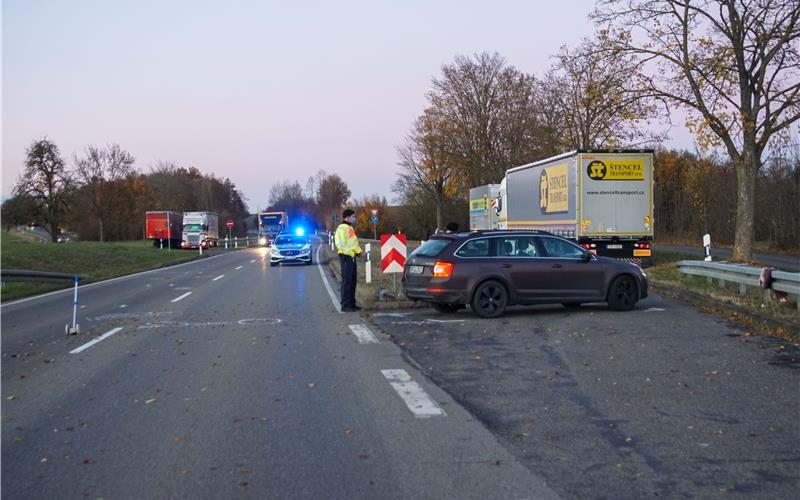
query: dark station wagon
402 230 648 318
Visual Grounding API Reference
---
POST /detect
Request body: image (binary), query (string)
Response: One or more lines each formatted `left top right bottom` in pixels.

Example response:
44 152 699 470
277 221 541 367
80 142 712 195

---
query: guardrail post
66 274 80 335
365 243 372 284
235 238 238 249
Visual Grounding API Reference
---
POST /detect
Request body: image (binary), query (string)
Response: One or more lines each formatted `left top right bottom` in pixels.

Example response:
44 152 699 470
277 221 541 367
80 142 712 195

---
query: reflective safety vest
335 223 362 257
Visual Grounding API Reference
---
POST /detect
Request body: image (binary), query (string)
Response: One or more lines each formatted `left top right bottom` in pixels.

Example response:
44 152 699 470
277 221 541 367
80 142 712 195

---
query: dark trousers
339 254 357 309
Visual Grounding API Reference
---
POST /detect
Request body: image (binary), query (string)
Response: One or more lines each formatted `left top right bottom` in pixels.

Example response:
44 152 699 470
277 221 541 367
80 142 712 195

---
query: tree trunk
732 144 757 262
435 202 443 231
99 217 104 242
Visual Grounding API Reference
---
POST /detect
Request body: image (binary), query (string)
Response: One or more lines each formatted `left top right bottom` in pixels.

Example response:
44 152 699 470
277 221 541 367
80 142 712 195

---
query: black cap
342 209 355 218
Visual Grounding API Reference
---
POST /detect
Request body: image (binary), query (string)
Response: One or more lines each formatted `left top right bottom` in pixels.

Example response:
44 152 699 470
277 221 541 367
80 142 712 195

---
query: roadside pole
365 243 372 284
65 274 80 335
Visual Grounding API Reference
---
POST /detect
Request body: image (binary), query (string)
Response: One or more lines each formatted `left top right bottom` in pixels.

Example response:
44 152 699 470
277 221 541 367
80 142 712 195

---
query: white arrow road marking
235 265 243 270
70 327 123 354
349 324 379 344
171 292 192 303
381 369 446 417
212 275 224 281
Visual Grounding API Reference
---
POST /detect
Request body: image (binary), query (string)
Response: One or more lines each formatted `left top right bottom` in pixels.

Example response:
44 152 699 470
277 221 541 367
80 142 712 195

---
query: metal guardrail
677 260 800 311
1 270 91 283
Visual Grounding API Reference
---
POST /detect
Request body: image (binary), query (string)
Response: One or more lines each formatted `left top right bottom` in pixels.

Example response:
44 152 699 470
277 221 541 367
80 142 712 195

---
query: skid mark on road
381 369 446 417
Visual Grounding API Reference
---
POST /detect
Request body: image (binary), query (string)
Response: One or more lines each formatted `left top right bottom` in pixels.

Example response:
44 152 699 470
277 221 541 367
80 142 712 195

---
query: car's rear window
412 238 450 257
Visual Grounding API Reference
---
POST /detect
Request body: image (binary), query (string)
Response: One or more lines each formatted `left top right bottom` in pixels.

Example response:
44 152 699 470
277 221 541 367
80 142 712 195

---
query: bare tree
396 107 458 229
537 39 666 150
14 138 72 242
429 52 544 189
316 173 351 230
74 144 136 242
593 0 800 261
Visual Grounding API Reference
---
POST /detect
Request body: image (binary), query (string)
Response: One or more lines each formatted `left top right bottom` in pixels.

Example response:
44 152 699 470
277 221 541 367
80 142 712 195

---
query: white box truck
181 211 219 249
469 184 501 230
494 150 654 265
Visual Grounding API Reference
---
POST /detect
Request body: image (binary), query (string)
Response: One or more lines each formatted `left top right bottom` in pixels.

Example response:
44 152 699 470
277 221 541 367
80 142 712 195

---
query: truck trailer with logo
145 211 183 248
181 211 219 249
469 184 501 230
258 211 288 245
486 150 654 265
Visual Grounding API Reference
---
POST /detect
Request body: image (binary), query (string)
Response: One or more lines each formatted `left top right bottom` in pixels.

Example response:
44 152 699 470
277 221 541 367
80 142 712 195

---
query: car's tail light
433 261 454 278
634 242 651 249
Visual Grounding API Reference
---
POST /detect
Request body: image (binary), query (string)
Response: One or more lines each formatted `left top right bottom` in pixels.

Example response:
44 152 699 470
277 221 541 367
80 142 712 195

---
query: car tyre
270 262 278 267
431 302 462 314
471 280 508 318
607 275 638 311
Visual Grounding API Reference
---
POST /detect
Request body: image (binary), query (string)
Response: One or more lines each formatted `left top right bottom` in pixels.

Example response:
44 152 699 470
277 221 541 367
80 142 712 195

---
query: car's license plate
607 244 623 249
408 265 423 275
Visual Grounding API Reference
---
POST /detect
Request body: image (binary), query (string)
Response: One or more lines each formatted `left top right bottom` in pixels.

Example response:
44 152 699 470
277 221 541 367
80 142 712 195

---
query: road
368 299 800 499
658 244 799 271
1 244 557 499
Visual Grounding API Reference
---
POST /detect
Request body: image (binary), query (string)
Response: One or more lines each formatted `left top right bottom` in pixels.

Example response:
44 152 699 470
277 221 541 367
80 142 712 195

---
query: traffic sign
371 208 379 216
226 219 234 229
380 234 406 273
371 216 379 223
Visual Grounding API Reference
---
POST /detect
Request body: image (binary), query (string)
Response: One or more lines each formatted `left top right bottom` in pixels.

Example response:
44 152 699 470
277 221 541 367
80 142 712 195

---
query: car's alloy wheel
471 280 508 318
607 275 637 311
431 302 462 314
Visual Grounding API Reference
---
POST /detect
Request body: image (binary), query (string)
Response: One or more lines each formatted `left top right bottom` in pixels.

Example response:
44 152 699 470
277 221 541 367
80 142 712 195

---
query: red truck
145 211 183 248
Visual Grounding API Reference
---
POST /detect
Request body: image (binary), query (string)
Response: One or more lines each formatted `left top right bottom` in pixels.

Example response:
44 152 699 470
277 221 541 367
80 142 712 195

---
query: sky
2 0 695 210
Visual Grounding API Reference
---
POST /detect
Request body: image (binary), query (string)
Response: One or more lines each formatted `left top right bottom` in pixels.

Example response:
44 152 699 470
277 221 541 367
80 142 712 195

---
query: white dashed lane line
171 292 192 303
381 369 446 417
349 324 379 344
212 275 224 281
235 266 243 270
250 259 256 263
70 327 124 354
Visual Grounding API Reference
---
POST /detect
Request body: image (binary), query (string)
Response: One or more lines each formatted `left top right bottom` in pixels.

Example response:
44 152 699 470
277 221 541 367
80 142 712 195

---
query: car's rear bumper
403 284 467 304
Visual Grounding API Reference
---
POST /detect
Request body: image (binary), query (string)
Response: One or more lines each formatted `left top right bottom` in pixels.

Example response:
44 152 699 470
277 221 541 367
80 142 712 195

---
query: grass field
1 231 205 301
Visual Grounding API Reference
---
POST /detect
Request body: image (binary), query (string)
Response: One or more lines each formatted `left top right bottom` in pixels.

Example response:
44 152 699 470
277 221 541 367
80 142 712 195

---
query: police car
269 230 313 266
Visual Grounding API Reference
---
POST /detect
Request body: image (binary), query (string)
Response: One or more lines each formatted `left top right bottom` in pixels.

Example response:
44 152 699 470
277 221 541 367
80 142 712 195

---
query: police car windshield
274 235 306 245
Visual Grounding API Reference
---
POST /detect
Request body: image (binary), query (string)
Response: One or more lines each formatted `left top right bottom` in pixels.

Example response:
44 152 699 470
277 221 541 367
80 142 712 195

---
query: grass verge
1 231 206 302
647 251 799 339
320 241 423 309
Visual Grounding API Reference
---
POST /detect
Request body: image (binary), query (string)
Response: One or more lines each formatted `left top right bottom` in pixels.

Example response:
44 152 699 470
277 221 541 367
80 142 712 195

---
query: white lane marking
235 265 243 270
70 327 124 354
120 304 127 308
1 253 229 308
171 292 192 303
212 275 224 281
372 312 412 317
644 307 666 312
250 259 256 263
381 369 446 417
315 246 343 314
349 324 379 344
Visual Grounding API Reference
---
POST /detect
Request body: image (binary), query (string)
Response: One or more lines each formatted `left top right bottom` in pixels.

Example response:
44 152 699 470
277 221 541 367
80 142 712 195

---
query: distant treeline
2 140 249 241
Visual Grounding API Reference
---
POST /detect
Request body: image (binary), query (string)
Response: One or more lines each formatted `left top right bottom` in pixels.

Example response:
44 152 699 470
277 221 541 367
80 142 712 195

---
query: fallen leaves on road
308 383 316 389
6 395 16 401
344 427 353 436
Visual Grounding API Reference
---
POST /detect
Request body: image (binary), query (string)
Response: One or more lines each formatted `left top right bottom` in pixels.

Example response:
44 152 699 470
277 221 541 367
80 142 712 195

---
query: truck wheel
607 275 638 311
431 303 462 314
471 280 508 318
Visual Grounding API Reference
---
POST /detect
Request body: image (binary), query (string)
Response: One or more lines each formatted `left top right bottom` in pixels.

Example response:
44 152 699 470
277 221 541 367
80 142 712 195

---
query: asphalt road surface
657 244 799 271
1 245 558 499
367 299 800 499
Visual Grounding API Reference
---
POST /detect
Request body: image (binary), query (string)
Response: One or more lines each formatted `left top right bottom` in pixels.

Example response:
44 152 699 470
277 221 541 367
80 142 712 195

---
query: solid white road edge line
1 252 229 308
315 245 343 314
349 324 379 344
70 327 124 354
381 369 446 417
171 292 192 303
212 275 224 281
235 265 243 270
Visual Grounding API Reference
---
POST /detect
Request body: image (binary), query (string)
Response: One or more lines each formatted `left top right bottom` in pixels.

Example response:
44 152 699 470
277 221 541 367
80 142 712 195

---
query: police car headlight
300 244 311 254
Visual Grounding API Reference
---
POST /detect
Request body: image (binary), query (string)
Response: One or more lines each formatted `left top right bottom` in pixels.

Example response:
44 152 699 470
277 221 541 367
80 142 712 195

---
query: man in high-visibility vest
335 208 363 312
